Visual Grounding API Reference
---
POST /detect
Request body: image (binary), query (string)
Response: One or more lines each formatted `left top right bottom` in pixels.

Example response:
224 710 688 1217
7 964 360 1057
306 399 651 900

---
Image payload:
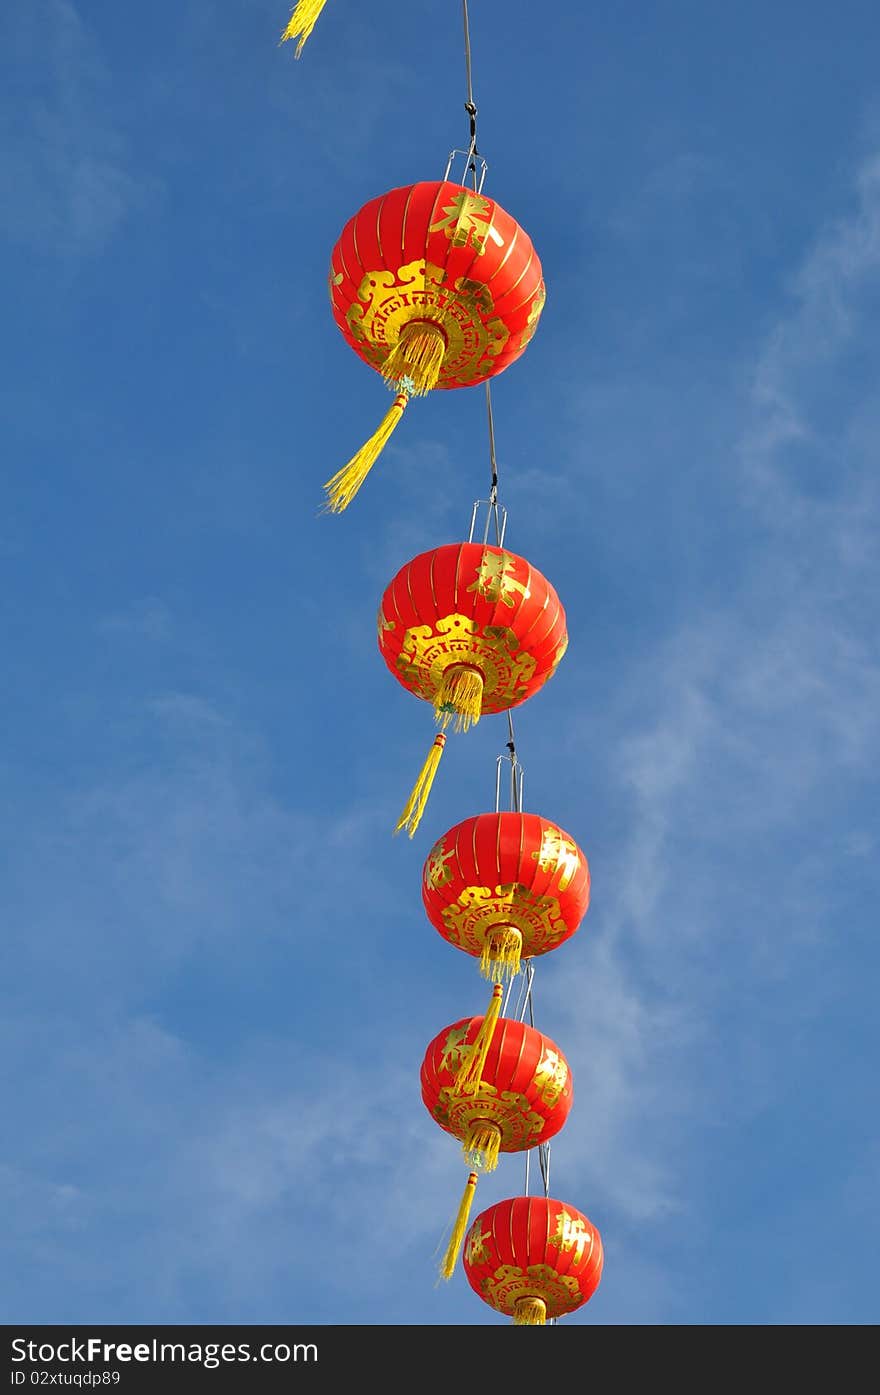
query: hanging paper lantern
421 1014 572 1278
378 542 567 835
280 1 329 57
323 180 546 511
421 1014 572 1169
423 811 590 982
463 1196 603 1325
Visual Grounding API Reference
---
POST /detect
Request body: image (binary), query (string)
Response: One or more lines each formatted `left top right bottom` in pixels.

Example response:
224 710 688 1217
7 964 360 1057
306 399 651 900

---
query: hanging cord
461 4 515 794
490 383 519 819
461 4 553 1291
486 379 500 519
462 0 475 111
462 0 479 191
521 960 555 1322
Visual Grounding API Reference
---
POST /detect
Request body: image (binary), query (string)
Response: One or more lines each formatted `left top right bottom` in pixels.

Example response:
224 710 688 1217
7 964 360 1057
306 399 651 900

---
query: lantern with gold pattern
323 180 545 512
378 542 567 836
464 1195 604 1325
422 811 590 982
421 1015 573 1279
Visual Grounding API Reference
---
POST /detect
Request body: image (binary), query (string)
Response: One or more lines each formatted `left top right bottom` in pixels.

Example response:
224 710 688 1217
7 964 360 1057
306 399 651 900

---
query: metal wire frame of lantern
421 1014 573 1278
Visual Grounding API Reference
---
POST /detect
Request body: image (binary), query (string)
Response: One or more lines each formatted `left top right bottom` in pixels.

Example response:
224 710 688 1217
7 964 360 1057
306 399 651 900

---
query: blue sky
2 0 879 1325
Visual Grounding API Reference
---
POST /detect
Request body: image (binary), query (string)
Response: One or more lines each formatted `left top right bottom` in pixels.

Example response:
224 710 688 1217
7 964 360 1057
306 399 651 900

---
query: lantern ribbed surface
420 1015 572 1165
378 542 567 722
329 180 545 391
422 811 590 971
463 1196 604 1323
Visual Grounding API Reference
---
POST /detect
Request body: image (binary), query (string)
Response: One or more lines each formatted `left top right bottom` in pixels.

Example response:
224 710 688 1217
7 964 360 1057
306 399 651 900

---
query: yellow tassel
434 664 484 733
395 734 446 839
479 926 523 981
454 984 503 1095
323 392 409 513
439 1172 478 1281
280 0 329 57
382 322 447 396
513 1296 547 1325
462 1120 502 1173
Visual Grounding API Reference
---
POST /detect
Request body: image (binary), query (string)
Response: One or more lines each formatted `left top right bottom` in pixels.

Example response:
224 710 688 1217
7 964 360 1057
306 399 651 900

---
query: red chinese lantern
421 1015 572 1278
422 812 590 981
323 180 545 511
464 1196 604 1325
379 542 567 835
422 1014 572 1168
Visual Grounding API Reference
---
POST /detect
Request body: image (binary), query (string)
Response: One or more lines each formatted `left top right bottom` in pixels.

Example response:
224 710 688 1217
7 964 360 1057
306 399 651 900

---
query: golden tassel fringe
463 1121 502 1173
280 0 329 57
323 392 408 513
395 733 446 839
434 665 484 733
439 1172 478 1281
513 1296 547 1325
382 322 447 396
454 984 503 1096
479 926 523 981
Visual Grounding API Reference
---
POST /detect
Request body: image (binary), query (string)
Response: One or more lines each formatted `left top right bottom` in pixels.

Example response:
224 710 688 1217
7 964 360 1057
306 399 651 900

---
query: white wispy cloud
0 1 158 253
526 147 880 1287
745 152 880 512
98 599 172 640
3 128 879 1325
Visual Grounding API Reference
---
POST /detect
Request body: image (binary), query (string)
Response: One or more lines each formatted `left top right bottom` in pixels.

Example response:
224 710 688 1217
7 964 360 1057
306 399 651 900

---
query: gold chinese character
532 828 579 891
465 1223 491 1266
552 1208 592 1265
534 1047 569 1108
425 838 455 890
429 191 500 255
466 550 531 608
440 1025 471 1074
521 283 546 347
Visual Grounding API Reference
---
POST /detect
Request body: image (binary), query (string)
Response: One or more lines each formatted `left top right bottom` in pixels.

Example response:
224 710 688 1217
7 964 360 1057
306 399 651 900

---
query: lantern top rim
334 177 537 229
380 538 558 579
423 1012 571 1052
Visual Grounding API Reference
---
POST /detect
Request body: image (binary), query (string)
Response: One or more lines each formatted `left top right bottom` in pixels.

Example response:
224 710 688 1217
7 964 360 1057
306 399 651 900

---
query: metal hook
442 148 489 191
467 497 508 548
